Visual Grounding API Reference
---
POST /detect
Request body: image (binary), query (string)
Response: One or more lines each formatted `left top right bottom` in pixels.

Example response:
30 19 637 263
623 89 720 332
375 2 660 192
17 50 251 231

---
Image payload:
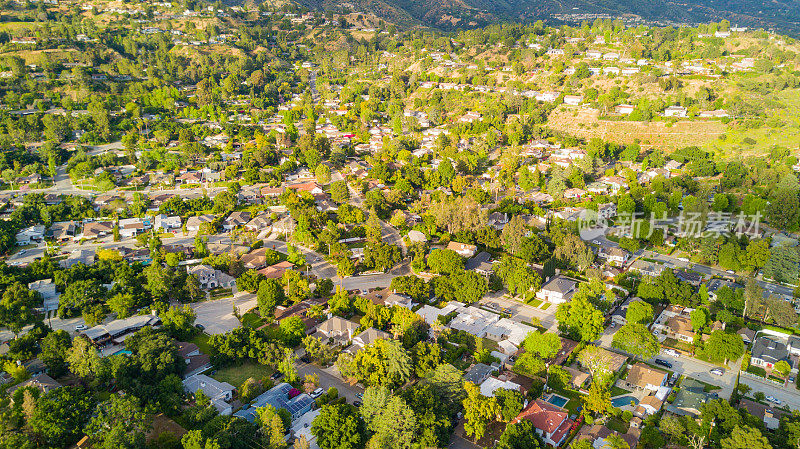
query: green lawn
540 302 551 310
607 417 629 433
550 388 584 415
610 385 631 397
241 311 266 329
209 288 233 300
526 298 543 307
189 333 214 355
211 361 272 389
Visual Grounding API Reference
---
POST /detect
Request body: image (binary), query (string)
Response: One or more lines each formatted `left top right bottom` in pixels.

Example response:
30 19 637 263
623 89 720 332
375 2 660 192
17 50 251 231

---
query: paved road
191 292 256 335
739 374 800 410
338 260 412 291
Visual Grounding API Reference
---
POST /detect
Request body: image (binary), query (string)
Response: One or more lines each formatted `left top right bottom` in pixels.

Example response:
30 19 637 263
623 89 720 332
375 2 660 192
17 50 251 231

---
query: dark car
195 324 205 331
300 356 311 364
654 358 673 369
270 371 284 380
353 400 362 407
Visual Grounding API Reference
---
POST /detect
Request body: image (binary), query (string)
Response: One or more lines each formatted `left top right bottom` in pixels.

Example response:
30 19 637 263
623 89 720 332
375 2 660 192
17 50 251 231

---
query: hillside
295 0 800 36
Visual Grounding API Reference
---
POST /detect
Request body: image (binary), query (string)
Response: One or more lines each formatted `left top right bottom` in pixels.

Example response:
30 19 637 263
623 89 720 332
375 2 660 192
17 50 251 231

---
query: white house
187 264 235 289
664 105 687 117
183 374 235 415
16 225 45 245
536 275 577 304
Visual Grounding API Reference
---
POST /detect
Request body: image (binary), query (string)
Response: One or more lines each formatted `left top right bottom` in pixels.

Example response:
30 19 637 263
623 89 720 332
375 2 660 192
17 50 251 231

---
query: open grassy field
547 106 727 151
211 361 272 389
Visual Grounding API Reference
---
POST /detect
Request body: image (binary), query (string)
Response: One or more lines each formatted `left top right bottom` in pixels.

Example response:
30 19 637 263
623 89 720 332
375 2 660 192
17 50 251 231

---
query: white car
75 324 87 331
710 368 724 376
766 395 782 405
310 388 325 399
663 349 680 357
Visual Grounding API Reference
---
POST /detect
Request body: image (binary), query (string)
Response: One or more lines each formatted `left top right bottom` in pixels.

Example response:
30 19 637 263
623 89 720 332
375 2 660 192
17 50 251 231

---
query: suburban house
59 249 96 268
384 293 414 308
258 260 294 279
512 399 575 447
177 342 212 379
665 378 711 417
574 424 639 449
626 363 668 391
664 315 695 343
535 275 577 304
349 327 391 351
118 217 149 239
314 316 360 346
80 314 161 347
28 279 59 313
628 259 665 277
222 211 251 231
81 221 114 240
187 264 235 289
447 241 478 258
16 225 45 245
183 374 235 415
464 363 495 385
48 221 77 242
240 248 272 270
154 214 182 232
244 213 272 232
272 216 297 235
6 373 62 397
598 245 630 265
750 336 791 371
234 382 315 423
186 214 216 232
635 395 664 418
479 377 521 397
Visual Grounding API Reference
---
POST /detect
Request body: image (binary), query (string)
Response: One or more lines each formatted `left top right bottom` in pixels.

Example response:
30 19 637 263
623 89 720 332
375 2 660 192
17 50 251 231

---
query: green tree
522 331 561 359
626 300 654 325
40 329 72 377
0 282 39 335
720 426 772 449
312 404 365 449
257 279 285 317
612 323 659 361
462 381 500 441
702 330 744 364
29 387 95 447
555 293 604 342
85 395 151 449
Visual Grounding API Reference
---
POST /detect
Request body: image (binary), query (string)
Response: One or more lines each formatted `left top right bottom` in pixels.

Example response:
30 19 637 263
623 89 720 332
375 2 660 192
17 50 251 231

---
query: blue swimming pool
546 394 569 408
112 349 133 356
610 396 639 407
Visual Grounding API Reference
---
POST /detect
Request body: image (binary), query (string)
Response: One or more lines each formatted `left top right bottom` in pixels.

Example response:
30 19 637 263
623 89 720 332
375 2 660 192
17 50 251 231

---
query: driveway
296 361 364 403
740 374 800 411
480 292 559 332
191 292 257 335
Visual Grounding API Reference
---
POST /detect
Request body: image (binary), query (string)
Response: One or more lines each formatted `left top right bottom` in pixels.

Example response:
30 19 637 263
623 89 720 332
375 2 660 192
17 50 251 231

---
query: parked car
310 388 324 399
195 324 205 331
355 392 363 400
353 400 362 407
663 349 680 357
654 358 673 369
270 371 284 380
75 324 87 331
766 395 782 405
710 368 724 376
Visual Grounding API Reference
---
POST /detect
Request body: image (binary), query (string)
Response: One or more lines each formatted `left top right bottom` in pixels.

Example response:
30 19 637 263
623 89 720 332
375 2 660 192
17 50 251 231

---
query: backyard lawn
211 361 272 388
189 332 214 355
610 385 631 397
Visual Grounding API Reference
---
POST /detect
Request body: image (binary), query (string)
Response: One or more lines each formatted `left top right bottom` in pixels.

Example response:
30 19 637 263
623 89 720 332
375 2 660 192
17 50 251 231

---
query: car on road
310 388 325 399
355 392 363 400
270 371 284 380
75 324 87 331
725 270 735 274
710 368 725 376
663 349 680 357
654 358 673 369
766 395 782 405
195 324 205 331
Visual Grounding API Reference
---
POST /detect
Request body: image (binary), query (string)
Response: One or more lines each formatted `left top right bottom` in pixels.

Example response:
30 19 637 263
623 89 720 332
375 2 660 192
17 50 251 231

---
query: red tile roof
512 399 572 434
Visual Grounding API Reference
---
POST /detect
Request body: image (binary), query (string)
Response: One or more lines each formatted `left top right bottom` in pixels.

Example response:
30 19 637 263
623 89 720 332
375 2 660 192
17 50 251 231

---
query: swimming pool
610 396 639 407
112 349 133 356
546 394 569 408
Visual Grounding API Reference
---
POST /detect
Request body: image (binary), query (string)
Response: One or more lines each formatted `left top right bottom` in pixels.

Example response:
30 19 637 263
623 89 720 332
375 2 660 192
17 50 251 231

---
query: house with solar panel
234 382 315 423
